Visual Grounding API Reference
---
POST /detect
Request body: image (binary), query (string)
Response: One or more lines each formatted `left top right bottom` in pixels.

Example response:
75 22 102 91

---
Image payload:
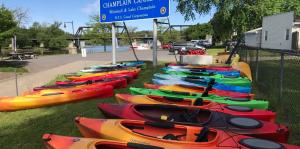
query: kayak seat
167 111 199 123
162 134 179 140
195 127 209 142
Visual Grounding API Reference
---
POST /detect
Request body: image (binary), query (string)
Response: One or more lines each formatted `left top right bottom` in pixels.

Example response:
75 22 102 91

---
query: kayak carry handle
42 92 64 96
145 121 175 129
127 142 164 149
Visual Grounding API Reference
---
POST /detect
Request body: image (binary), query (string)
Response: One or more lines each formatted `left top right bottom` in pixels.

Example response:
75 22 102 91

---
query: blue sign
100 0 170 23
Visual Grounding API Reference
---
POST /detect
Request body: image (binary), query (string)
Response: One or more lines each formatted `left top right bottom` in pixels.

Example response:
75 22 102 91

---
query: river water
84 45 130 53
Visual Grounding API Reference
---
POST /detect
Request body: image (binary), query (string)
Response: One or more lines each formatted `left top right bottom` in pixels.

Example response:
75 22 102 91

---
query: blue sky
1 0 215 32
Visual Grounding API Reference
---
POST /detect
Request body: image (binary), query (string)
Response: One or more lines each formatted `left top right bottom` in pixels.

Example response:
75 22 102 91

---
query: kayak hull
34 78 127 91
0 85 114 111
67 68 141 81
42 134 160 149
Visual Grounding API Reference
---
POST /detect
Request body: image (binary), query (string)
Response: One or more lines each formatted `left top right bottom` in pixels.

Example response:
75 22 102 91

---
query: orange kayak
0 85 114 111
75 118 299 149
67 68 141 81
43 134 163 149
232 62 252 81
115 94 276 122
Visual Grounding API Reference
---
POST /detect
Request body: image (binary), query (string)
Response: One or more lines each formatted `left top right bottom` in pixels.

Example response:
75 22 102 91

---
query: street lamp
63 21 75 36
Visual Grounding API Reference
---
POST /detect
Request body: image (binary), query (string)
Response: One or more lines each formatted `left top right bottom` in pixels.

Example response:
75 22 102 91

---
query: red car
161 43 173 49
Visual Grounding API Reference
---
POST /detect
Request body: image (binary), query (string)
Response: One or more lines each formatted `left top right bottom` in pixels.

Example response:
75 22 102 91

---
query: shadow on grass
0 60 29 73
0 61 164 149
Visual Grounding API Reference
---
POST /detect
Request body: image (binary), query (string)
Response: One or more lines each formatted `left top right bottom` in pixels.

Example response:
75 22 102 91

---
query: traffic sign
100 0 170 23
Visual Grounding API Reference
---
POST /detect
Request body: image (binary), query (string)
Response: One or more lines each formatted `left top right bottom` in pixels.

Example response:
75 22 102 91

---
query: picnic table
9 52 37 61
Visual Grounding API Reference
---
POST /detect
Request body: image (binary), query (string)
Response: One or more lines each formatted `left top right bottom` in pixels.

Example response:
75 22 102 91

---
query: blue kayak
152 78 252 93
162 67 241 77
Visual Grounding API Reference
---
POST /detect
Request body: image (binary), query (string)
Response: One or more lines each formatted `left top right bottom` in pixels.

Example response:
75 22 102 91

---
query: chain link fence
238 46 300 145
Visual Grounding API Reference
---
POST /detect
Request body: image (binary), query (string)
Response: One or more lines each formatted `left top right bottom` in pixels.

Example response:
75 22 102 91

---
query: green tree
184 23 213 41
175 0 300 42
0 5 17 53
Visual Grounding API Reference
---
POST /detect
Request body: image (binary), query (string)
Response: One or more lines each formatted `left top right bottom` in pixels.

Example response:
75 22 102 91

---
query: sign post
153 19 158 66
99 0 170 65
111 23 117 64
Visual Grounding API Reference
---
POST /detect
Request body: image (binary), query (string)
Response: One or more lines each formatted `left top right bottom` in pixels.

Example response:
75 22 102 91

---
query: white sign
81 48 87 58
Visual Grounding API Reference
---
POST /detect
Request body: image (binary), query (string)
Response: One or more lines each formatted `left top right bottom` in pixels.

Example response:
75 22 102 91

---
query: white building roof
245 28 262 34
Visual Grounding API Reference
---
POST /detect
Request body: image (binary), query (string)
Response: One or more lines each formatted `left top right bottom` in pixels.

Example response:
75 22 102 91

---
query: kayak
163 69 225 79
232 62 253 81
163 67 241 77
144 83 255 99
59 73 135 83
80 66 137 73
129 88 268 109
88 61 145 70
65 67 138 78
76 118 297 148
43 134 163 149
98 104 288 143
152 78 252 93
115 94 275 122
34 77 127 91
67 68 141 81
0 85 114 111
154 73 251 87
167 64 236 71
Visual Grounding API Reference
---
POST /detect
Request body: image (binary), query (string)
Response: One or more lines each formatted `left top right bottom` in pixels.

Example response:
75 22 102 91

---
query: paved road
0 50 176 96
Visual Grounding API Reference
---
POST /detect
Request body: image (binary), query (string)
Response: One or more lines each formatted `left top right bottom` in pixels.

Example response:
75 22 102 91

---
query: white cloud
82 0 99 15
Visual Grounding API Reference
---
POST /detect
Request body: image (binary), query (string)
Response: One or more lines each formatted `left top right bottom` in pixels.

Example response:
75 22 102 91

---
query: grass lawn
250 59 300 145
0 67 28 73
0 61 164 149
206 48 226 56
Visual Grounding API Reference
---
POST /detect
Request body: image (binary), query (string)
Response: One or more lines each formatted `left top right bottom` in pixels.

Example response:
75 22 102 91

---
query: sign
81 48 87 58
100 0 170 23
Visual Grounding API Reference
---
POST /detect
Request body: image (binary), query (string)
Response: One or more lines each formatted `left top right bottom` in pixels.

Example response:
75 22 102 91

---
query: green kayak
154 73 251 87
164 69 225 79
130 87 268 109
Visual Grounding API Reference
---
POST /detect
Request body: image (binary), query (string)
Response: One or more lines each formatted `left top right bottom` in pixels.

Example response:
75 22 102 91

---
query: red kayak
34 77 127 91
65 72 138 83
116 94 276 122
98 103 289 143
144 83 255 99
55 74 134 85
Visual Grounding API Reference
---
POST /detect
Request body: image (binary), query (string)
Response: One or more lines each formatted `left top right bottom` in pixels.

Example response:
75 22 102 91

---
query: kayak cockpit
120 121 217 143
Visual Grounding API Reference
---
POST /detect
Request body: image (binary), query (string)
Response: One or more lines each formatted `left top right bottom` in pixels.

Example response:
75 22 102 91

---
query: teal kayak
154 73 251 87
129 87 268 109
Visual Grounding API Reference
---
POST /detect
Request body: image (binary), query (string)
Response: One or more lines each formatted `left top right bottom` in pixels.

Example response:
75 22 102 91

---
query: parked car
197 40 212 48
169 42 206 54
161 42 173 49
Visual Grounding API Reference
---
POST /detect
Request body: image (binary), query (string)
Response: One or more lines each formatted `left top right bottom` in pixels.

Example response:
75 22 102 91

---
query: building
244 28 262 48
244 12 300 50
